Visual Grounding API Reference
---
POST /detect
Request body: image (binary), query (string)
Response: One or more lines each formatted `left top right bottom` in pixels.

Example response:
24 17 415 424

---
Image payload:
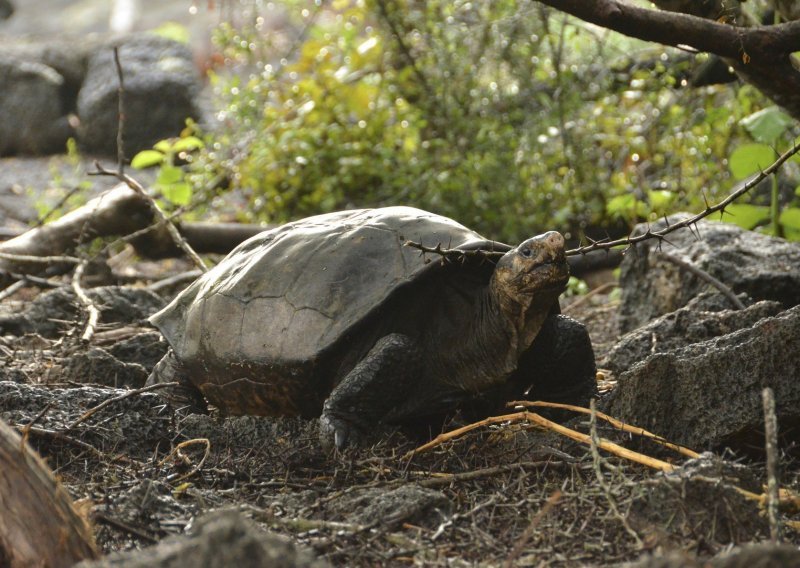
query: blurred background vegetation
151 0 800 244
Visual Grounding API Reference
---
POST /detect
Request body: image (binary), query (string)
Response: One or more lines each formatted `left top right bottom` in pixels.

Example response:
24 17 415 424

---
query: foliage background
166 0 800 244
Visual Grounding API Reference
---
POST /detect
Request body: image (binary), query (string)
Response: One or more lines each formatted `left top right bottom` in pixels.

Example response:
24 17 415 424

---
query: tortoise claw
319 412 362 451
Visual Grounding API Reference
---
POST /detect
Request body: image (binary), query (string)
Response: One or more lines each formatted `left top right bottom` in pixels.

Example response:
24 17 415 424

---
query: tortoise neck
432 285 541 391
486 276 561 359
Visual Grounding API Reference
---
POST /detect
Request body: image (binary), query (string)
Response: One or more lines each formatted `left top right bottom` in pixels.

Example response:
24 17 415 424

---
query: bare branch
534 0 800 60
113 46 126 175
534 0 800 118
658 251 745 309
91 163 207 272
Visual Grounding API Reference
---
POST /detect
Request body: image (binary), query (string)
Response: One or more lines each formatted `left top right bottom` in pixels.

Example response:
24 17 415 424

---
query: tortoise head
491 231 569 311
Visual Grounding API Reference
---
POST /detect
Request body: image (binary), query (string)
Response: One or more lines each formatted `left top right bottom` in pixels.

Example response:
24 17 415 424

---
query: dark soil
1 271 797 566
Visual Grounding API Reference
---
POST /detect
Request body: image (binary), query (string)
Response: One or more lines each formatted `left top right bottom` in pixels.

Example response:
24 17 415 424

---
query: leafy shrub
180 0 792 243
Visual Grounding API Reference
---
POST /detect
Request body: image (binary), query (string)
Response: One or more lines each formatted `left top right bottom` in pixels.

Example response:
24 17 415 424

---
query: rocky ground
1 4 799 567
1 208 799 566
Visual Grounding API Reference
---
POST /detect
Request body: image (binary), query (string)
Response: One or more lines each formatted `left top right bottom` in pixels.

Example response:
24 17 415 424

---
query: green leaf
779 207 800 241
740 106 794 144
151 22 190 44
606 194 635 216
131 150 164 169
647 189 675 211
157 165 183 185
160 182 192 206
728 144 776 179
723 203 770 230
154 139 174 154
172 136 205 152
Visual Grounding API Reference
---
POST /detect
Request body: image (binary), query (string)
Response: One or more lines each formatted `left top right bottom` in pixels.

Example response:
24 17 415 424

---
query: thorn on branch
403 240 504 264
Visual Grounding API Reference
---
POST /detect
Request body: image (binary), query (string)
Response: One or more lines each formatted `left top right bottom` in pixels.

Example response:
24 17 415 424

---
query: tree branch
534 0 800 60
535 0 800 118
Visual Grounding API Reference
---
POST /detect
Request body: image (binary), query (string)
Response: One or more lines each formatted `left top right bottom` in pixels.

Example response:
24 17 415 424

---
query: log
0 184 265 288
0 418 97 567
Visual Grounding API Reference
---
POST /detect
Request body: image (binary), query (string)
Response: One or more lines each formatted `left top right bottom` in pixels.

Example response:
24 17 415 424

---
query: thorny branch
405 141 800 262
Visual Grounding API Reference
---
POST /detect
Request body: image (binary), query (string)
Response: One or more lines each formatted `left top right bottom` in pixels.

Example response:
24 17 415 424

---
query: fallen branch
16 426 107 459
417 460 569 488
403 410 677 472
510 400 700 459
91 163 207 272
410 404 800 520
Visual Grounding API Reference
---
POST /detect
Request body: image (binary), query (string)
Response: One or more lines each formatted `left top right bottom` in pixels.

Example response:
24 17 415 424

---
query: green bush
181 0 791 243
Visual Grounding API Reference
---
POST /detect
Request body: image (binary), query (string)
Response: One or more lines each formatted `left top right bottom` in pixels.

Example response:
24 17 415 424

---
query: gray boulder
617 215 800 333
0 56 73 155
0 0 12 20
77 509 328 568
77 34 203 154
603 294 783 374
603 304 800 452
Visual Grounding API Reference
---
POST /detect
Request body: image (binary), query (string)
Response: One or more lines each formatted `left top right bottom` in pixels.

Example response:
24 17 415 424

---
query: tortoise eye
520 248 532 258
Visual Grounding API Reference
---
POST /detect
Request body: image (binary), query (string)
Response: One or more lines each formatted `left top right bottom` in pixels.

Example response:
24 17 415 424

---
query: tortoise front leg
320 333 421 449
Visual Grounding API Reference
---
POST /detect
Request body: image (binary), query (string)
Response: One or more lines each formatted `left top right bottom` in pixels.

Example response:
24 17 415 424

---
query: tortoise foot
319 412 365 450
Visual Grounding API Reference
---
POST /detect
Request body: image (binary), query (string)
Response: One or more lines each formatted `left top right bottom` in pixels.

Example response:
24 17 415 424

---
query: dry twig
71 260 100 343
589 400 643 548
658 251 745 309
160 438 211 483
66 381 179 431
762 387 782 543
88 45 207 273
511 400 700 459
503 489 562 567
562 281 618 314
404 410 676 472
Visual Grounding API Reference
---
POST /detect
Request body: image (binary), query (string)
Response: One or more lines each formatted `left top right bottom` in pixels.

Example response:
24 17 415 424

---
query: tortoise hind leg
320 333 422 450
146 349 208 414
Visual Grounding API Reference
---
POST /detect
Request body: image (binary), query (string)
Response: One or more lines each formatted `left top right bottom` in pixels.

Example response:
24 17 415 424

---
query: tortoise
147 206 596 448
